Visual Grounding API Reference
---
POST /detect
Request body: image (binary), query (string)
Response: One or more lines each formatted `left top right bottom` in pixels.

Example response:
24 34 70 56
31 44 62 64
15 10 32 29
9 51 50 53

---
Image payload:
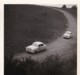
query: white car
25 41 46 53
63 31 72 39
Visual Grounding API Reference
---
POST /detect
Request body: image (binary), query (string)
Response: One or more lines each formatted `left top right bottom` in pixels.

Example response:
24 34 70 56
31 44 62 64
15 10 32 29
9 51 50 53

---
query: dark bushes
4 54 77 75
62 5 67 9
72 6 77 10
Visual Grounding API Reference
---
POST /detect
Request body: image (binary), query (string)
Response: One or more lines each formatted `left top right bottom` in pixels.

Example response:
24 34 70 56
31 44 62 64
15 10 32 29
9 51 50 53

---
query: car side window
39 44 44 47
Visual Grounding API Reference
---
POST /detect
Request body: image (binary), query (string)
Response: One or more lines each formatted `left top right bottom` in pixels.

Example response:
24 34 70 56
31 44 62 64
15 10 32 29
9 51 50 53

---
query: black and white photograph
4 4 77 75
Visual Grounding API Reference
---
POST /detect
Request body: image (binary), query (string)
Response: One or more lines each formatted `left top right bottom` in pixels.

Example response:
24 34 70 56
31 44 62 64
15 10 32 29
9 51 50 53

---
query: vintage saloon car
25 41 46 53
63 31 72 39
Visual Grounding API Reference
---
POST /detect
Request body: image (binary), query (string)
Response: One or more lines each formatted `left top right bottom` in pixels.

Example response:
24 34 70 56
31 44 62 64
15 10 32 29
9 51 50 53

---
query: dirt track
13 8 77 61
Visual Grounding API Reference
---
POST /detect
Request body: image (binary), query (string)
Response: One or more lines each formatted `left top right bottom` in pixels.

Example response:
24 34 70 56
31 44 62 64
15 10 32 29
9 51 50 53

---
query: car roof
32 41 44 45
66 31 72 33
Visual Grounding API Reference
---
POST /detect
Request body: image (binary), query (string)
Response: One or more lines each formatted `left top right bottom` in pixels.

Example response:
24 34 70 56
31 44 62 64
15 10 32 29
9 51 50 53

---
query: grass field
4 5 67 55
